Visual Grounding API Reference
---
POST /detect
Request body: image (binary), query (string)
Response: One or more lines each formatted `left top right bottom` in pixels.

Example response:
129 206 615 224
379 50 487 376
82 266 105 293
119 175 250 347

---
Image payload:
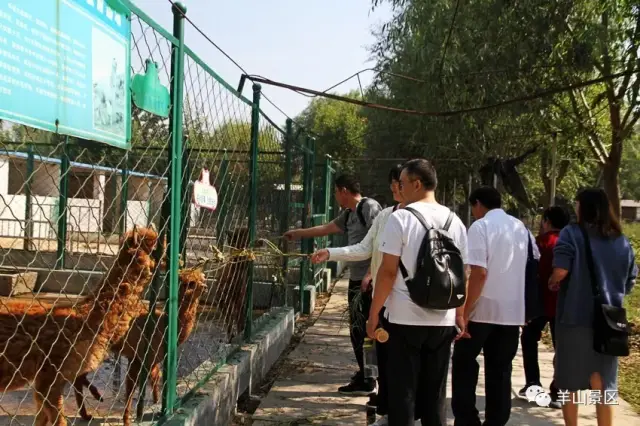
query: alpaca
73 265 208 425
0 226 158 426
214 228 251 340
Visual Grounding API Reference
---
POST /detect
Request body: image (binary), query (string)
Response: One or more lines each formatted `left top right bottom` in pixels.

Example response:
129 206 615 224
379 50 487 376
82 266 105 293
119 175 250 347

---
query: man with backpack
367 159 468 426
284 174 381 394
451 186 540 426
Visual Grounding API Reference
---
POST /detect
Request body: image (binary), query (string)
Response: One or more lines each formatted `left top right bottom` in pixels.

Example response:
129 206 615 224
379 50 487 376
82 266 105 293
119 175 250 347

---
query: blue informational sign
0 0 131 149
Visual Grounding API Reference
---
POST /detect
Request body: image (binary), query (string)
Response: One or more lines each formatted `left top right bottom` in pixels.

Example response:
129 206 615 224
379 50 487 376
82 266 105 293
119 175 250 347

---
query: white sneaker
370 415 389 426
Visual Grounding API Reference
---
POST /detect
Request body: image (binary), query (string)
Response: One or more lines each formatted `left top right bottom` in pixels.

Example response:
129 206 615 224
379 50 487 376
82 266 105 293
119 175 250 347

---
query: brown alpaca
0 226 158 426
215 228 251 340
72 266 208 426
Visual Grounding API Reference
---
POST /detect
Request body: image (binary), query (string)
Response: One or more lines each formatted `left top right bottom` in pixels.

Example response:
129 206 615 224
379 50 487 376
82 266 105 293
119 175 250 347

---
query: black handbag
524 234 545 322
579 225 630 357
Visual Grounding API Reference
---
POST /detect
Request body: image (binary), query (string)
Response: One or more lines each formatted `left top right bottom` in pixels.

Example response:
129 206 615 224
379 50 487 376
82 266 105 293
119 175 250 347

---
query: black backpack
398 207 466 310
345 198 369 228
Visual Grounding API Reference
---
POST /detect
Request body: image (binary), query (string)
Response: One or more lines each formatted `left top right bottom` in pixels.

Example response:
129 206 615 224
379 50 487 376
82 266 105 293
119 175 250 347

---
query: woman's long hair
575 188 622 238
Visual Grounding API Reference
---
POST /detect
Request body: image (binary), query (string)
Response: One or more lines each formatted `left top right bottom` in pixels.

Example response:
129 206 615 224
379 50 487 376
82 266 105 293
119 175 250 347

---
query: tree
366 0 640 217
295 90 367 171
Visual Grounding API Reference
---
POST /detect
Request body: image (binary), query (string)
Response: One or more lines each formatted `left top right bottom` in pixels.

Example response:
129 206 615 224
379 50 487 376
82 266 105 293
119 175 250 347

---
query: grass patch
620 222 640 413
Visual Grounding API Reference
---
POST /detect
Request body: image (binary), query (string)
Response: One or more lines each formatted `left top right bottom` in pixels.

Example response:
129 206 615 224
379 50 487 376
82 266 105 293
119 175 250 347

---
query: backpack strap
393 203 400 212
398 207 453 281
578 224 602 301
443 211 454 231
356 198 368 228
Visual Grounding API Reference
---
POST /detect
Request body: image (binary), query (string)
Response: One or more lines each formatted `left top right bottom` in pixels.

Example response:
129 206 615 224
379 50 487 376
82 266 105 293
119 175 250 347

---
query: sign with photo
193 169 218 211
0 0 132 149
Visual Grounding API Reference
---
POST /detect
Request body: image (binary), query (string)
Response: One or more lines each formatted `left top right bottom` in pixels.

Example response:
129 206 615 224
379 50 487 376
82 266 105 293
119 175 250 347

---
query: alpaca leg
123 359 140 426
88 382 104 402
150 364 161 404
73 374 93 421
36 378 67 426
33 390 47 426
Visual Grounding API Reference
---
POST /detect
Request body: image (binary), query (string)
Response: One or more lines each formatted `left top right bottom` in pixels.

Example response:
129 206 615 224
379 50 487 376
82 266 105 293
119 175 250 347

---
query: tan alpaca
0 226 158 426
73 266 208 426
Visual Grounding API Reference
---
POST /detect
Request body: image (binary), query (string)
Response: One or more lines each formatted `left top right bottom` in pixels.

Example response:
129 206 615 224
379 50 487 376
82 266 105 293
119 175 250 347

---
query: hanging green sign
131 60 170 118
0 0 132 149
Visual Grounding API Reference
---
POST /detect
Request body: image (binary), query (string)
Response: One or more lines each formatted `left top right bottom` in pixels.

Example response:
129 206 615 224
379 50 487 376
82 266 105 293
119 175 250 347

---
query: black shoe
338 379 375 396
367 392 378 406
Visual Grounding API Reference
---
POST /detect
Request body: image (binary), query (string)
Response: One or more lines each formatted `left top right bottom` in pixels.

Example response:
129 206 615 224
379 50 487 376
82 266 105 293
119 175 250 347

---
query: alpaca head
122 225 159 256
226 227 250 250
178 265 208 305
115 225 160 293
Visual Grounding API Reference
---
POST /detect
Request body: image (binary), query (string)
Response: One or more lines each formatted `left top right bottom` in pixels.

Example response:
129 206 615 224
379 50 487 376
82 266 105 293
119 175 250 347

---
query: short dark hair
575 188 621 238
334 174 361 194
388 164 403 184
469 186 502 210
542 206 570 230
402 159 437 190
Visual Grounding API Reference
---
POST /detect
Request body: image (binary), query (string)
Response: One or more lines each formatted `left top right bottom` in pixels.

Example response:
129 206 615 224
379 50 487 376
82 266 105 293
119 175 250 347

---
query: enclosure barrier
0 1 332 425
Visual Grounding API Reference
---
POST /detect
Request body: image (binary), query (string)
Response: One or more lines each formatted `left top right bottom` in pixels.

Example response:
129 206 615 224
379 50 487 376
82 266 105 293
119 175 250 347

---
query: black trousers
348 279 372 379
521 316 558 396
386 322 456 426
376 308 389 415
451 322 520 426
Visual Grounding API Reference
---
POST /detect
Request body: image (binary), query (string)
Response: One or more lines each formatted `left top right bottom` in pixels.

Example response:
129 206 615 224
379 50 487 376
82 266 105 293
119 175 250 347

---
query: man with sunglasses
368 159 468 426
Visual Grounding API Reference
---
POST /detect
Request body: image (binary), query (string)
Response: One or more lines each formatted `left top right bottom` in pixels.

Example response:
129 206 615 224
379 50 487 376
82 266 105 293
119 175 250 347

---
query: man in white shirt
451 186 540 426
367 159 468 426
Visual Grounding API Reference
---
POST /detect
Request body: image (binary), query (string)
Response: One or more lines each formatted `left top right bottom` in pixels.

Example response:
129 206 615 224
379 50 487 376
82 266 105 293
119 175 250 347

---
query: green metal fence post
215 152 229 249
162 1 186 415
245 83 261 340
56 136 69 270
23 144 34 251
308 138 316 287
179 143 191 258
298 136 312 313
281 119 293 276
119 152 129 235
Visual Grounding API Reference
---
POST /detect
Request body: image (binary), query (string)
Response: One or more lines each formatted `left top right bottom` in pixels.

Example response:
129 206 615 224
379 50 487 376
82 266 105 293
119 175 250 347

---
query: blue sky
132 0 391 123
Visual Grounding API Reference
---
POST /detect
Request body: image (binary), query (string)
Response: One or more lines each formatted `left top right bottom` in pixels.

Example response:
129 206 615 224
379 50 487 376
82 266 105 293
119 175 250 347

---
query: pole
24 144 34 251
466 173 472 227
179 144 191 258
452 177 457 214
298 136 311 313
215 153 229 249
245 83 262 340
281 120 293 278
550 132 558 206
119 152 129 235
56 136 69 270
161 1 186 416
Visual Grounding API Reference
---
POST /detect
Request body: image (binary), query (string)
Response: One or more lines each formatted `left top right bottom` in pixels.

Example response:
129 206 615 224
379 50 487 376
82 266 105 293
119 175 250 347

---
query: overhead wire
166 0 298 125
245 68 639 117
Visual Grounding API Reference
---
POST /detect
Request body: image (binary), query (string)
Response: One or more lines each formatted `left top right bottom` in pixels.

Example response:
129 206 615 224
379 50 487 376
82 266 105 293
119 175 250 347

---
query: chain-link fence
0 2 323 425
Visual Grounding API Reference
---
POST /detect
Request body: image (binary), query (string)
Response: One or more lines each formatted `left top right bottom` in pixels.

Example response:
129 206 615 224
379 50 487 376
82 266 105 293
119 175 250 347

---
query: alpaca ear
131 225 139 246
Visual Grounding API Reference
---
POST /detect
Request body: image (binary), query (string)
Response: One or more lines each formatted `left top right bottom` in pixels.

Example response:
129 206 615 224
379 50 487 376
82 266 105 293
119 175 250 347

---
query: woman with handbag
549 188 637 426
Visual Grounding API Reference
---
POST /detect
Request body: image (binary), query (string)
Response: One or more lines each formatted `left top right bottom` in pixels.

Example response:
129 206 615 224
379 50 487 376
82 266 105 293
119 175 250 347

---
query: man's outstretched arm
283 221 343 240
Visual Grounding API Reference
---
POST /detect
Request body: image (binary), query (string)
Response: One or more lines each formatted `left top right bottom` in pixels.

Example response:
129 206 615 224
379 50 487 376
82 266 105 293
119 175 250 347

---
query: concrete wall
163 307 295 426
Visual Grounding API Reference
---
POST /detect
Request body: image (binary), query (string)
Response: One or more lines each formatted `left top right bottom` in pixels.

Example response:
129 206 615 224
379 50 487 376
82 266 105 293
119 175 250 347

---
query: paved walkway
252 278 639 425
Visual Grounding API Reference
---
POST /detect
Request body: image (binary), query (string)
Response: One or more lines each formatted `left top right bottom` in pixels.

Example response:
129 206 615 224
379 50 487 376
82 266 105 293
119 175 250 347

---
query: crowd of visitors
286 158 636 426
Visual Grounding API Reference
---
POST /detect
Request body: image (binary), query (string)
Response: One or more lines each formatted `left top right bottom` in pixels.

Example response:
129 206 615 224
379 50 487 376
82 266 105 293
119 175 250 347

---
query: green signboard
0 0 132 149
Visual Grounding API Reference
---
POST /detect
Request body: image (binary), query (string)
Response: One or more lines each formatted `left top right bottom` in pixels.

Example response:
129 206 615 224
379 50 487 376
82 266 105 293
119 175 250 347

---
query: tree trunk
602 162 621 219
605 95 623 220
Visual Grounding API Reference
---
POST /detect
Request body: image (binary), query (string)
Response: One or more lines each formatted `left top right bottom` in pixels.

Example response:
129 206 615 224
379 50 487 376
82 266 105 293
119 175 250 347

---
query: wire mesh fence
0 2 320 425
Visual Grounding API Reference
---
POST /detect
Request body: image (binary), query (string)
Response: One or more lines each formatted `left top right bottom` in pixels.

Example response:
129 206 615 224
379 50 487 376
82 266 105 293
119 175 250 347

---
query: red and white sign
193 169 218 211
